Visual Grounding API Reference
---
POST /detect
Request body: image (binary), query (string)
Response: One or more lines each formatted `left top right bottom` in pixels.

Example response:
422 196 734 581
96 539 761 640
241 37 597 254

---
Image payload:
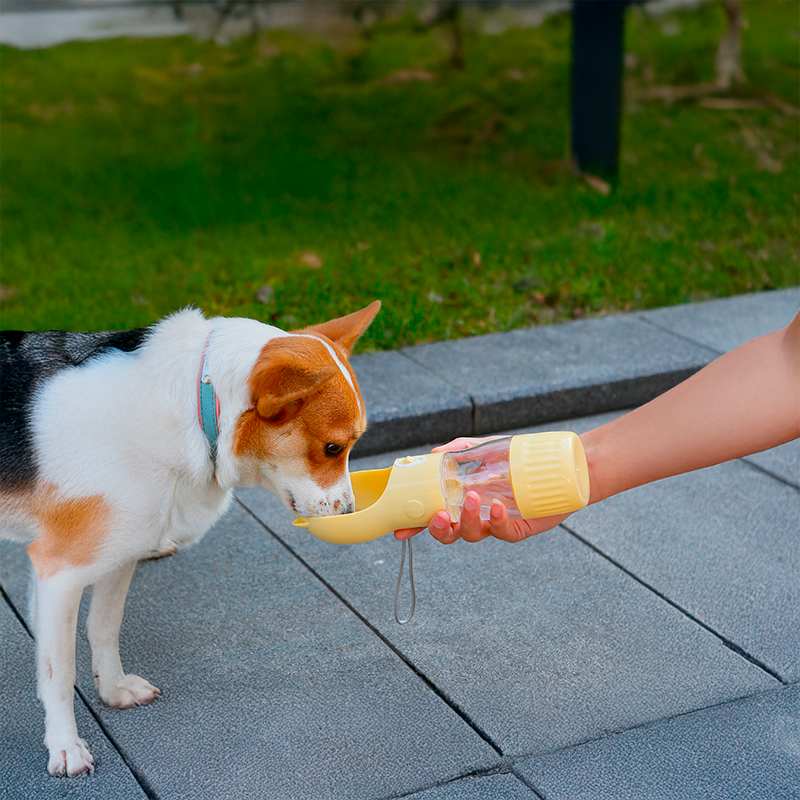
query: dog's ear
299 300 381 358
250 339 338 423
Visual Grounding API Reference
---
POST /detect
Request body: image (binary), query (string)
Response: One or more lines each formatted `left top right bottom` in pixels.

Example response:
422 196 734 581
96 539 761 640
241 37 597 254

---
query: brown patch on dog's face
233 336 365 510
233 302 379 515
1 484 112 579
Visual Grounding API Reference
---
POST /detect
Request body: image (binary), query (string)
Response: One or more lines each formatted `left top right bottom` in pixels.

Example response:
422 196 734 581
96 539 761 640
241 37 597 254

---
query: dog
0 300 380 777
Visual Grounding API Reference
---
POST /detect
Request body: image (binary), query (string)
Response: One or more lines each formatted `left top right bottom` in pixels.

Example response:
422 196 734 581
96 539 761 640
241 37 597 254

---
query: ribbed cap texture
509 432 589 519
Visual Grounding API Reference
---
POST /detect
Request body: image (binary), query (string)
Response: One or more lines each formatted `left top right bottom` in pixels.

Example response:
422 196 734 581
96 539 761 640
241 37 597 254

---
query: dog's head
232 301 380 517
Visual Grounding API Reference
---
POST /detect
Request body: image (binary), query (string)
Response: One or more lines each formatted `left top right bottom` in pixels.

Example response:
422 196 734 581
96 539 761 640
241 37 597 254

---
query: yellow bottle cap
508 431 590 519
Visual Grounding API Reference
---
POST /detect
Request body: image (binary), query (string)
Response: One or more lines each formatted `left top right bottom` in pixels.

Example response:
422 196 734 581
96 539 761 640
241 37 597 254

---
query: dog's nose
332 496 355 515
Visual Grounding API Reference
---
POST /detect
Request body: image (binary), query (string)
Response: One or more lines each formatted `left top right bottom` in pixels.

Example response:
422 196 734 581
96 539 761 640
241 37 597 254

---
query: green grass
1 0 798 350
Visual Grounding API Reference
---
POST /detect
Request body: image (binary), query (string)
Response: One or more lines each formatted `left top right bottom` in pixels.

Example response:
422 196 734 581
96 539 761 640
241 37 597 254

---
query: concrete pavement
2 288 798 799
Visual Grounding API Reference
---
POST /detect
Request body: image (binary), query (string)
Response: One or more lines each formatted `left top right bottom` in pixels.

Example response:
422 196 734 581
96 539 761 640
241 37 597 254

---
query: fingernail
464 493 479 512
490 500 503 520
431 514 447 531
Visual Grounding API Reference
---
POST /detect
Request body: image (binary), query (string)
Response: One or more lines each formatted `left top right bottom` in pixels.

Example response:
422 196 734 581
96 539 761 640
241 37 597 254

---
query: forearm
582 312 800 504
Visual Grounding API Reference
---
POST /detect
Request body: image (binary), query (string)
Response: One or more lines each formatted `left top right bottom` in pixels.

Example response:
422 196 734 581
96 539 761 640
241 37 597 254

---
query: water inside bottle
441 437 523 522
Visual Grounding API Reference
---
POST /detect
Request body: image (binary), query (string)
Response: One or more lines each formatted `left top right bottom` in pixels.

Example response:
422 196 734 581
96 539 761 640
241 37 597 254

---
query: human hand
393 437 574 544
394 491 572 544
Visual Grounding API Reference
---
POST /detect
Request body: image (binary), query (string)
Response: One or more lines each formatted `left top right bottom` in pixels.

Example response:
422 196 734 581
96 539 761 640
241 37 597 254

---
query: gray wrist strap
394 538 416 625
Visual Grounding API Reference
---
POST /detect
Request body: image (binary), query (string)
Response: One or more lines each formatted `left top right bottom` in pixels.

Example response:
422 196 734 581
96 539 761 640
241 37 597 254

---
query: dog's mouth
288 493 355 518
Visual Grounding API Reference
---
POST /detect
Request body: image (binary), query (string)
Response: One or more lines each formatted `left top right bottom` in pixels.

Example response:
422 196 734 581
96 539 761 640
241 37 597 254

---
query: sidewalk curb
351 289 799 457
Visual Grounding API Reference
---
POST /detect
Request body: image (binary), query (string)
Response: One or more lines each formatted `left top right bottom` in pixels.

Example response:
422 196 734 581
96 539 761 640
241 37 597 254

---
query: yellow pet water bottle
294 431 590 544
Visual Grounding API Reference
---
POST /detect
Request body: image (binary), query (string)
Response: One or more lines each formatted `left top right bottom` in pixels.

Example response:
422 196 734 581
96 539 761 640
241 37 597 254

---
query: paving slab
238 443 778 758
349 350 473 457
401 313 716 435
641 287 800 354
743 439 800 490
514 411 800 682
399 772 539 799
0 596 147 800
0 504 499 800
562 457 800 682
516 684 800 800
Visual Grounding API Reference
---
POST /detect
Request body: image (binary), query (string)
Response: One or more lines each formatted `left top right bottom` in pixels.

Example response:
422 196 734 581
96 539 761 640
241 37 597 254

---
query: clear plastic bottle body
441 437 522 521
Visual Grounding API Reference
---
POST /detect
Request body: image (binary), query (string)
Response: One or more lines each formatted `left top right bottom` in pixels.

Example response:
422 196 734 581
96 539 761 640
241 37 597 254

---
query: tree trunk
715 0 747 89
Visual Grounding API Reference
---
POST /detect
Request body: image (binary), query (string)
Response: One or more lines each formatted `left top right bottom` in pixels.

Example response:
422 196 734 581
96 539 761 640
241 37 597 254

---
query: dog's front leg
34 570 95 777
87 560 161 708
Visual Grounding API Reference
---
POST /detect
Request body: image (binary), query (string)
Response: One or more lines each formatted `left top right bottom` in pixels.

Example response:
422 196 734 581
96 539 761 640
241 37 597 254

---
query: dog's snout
340 498 355 515
291 492 354 518
332 497 354 514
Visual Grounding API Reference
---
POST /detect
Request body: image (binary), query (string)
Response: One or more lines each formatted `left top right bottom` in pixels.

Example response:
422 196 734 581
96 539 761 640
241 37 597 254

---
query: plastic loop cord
394 538 416 625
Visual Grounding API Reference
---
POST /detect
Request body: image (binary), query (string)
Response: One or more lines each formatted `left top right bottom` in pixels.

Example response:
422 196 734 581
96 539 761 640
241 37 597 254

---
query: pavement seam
380 758 545 800
235 498 506 757
505 682 796 765
396 350 478 435
509 766 549 800
635 313 725 357
1 582 31 636
1 584 159 799
740 454 800 491
72 685 160 800
560 523 787 684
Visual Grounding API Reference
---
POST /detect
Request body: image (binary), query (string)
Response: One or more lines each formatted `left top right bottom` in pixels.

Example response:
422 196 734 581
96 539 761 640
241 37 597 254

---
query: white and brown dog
0 301 380 777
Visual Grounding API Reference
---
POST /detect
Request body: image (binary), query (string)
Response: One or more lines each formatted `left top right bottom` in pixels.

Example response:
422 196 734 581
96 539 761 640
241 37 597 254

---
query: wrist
579 427 612 506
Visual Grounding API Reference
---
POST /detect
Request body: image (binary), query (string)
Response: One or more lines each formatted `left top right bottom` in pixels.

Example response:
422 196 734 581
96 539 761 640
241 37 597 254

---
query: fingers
429 511 462 545
431 437 486 454
436 506 574 544
395 495 573 545
398 493 504 544
457 492 489 543
431 435 509 454
426 493 490 544
394 526 425 540
486 499 513 541
394 511 462 543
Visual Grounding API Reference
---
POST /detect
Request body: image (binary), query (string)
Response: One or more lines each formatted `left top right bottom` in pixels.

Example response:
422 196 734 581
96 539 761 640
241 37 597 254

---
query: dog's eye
325 443 345 457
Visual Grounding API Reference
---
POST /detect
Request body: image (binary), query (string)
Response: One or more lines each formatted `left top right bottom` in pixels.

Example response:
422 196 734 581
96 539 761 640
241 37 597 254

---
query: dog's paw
47 738 95 777
101 674 162 708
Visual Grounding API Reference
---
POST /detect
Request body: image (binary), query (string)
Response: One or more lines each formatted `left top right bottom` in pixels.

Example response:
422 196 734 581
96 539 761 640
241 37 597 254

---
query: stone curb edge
350 289 800 458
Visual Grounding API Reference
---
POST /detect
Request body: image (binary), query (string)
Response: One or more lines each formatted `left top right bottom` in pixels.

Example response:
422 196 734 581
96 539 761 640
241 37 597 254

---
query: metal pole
570 0 629 180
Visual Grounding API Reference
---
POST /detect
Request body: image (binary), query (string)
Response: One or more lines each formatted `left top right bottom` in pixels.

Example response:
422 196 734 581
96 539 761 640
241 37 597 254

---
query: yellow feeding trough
293 431 590 545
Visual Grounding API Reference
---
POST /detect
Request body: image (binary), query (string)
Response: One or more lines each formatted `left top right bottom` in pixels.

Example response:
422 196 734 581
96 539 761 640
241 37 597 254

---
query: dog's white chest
154 481 233 552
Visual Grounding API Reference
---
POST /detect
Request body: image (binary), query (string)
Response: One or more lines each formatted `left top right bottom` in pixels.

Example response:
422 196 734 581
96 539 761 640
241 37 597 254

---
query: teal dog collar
197 333 220 463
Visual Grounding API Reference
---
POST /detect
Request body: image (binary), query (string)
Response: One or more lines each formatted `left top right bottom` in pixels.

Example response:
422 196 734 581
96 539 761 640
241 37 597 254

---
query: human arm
395 311 800 544
585 309 800 503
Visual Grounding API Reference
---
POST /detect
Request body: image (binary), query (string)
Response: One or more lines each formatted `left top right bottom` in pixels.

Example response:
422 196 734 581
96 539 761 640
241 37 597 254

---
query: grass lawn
1 0 798 350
